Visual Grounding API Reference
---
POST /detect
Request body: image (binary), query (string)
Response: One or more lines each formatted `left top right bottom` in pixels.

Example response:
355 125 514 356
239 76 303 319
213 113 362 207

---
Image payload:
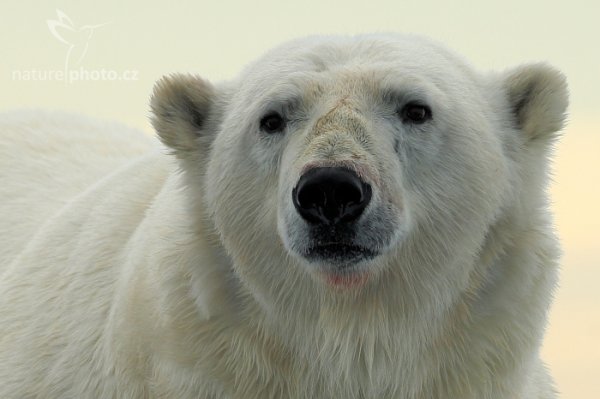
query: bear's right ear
150 73 216 157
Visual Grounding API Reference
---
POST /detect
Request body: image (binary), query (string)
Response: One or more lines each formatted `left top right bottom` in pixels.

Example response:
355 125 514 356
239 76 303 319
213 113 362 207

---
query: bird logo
47 10 110 71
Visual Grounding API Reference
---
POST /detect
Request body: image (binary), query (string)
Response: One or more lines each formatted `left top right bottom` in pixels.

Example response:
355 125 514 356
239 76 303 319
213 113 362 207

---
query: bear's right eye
260 112 286 134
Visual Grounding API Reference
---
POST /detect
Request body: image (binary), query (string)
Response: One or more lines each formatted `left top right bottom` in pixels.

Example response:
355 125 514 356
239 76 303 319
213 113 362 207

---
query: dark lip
304 243 378 266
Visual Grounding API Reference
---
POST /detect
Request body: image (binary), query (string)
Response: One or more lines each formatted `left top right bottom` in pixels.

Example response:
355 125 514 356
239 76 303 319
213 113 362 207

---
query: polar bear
0 34 567 398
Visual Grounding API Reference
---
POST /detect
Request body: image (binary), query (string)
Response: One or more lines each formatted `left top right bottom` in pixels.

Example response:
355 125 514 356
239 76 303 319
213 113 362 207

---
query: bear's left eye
260 112 286 134
400 103 432 124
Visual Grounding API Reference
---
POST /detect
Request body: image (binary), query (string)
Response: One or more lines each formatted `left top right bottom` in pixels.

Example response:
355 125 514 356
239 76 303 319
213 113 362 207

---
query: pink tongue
325 272 368 288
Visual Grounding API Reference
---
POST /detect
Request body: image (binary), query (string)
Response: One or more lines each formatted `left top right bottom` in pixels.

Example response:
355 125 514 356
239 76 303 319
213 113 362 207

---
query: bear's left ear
150 73 218 157
502 63 569 141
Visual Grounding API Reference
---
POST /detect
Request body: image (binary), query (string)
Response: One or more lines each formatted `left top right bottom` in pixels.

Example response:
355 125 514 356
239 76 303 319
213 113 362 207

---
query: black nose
292 167 372 225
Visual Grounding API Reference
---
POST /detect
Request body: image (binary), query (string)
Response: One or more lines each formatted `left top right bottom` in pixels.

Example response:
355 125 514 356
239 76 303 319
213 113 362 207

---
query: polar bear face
218 37 507 280
151 34 567 302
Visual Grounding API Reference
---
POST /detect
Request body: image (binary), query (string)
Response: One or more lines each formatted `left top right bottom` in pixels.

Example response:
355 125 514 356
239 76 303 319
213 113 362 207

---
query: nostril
292 167 372 225
335 180 363 206
293 178 331 225
297 181 327 211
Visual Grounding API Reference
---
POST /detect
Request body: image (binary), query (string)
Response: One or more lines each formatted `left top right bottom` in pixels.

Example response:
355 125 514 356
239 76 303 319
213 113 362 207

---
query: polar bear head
150 34 567 312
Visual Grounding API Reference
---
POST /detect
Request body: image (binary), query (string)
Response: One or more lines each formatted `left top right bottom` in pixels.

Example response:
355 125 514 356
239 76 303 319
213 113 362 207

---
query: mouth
304 243 378 265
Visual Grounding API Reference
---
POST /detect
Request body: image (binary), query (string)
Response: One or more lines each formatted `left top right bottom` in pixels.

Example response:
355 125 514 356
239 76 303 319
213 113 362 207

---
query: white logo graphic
47 9 110 71
11 10 138 83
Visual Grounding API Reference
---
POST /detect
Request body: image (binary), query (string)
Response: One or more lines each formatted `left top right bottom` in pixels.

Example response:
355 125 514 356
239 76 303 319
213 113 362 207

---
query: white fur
0 34 568 398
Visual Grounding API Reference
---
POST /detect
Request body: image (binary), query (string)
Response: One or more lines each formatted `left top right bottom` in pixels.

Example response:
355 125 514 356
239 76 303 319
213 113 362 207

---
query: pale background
2 1 598 397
